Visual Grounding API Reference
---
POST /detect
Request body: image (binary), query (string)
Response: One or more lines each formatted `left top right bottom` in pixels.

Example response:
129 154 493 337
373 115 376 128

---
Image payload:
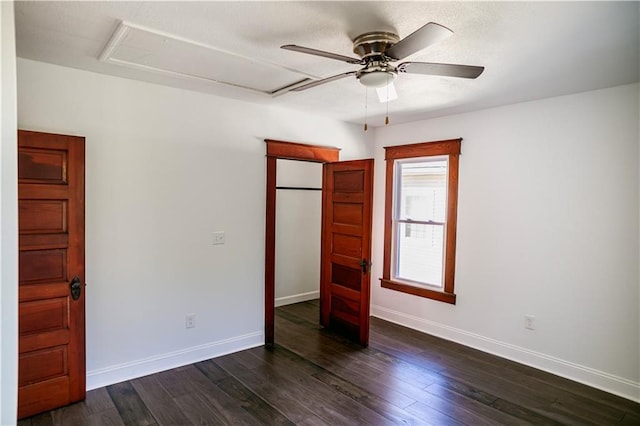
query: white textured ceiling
14 1 640 127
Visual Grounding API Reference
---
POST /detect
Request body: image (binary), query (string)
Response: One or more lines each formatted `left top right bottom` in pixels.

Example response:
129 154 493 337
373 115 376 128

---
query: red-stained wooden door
320 159 374 345
18 130 85 419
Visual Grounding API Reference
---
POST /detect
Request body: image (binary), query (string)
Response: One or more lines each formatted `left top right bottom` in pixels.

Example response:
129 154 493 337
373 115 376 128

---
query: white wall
0 1 19 423
275 160 322 306
371 83 640 401
13 53 638 407
16 58 372 390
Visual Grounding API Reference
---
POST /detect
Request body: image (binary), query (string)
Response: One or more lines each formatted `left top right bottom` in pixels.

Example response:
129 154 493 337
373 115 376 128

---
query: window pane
398 160 447 222
396 223 444 287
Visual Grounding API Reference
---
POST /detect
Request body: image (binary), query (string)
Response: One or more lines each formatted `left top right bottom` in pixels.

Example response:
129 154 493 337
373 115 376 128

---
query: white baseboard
371 305 640 403
275 290 319 307
86 331 263 390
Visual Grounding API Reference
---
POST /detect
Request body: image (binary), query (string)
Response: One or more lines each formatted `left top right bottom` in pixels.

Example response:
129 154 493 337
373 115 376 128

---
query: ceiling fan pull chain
385 74 390 126
364 87 368 132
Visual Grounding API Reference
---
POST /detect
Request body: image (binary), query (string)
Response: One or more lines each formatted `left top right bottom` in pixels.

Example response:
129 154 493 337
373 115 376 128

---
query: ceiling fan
280 22 484 96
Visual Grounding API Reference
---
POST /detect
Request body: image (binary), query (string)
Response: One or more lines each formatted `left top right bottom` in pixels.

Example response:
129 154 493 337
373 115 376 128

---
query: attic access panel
99 22 312 95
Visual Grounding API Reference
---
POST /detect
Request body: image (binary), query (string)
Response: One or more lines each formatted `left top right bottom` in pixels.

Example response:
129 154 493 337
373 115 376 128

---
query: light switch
212 231 225 245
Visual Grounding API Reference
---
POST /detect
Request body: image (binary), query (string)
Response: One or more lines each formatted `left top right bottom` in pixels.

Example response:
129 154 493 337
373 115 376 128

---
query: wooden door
320 159 374 345
18 130 85 419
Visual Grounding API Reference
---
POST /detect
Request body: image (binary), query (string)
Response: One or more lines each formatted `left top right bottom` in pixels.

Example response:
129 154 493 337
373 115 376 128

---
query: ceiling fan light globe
358 71 396 88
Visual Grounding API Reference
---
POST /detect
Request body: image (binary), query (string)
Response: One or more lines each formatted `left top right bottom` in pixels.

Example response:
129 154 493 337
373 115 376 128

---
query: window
381 139 461 304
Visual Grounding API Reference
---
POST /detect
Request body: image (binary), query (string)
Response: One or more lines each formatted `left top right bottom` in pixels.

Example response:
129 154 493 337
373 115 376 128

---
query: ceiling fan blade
385 22 453 60
291 72 357 91
281 45 362 64
269 78 315 96
398 62 485 79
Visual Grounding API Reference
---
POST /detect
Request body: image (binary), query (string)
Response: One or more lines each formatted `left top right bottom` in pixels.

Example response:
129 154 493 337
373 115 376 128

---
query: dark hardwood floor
19 299 640 425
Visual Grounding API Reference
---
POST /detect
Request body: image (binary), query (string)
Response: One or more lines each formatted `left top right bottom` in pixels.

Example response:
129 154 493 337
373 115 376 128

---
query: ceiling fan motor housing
352 31 400 59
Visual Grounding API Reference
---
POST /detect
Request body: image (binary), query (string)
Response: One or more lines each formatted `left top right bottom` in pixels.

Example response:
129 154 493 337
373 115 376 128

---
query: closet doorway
264 140 339 344
274 160 323 308
264 140 374 346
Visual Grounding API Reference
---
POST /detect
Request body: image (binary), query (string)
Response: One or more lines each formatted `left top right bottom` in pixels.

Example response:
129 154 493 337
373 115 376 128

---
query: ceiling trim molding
98 21 130 62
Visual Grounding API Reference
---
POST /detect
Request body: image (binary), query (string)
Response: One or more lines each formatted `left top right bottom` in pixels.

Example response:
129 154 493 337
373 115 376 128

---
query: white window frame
391 156 449 289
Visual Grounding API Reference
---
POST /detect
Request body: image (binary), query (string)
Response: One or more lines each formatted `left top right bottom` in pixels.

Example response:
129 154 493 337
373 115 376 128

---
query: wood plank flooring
19 300 640 425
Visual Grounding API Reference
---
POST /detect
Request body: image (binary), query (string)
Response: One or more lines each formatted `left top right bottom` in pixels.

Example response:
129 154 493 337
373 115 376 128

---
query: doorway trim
264 139 340 344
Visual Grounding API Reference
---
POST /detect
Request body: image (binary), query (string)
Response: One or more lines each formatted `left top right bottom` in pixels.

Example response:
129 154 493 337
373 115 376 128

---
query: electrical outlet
525 315 535 330
186 314 196 329
212 231 225 245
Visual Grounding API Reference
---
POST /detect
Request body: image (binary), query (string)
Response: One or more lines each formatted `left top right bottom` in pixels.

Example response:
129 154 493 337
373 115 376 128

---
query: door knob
70 276 82 301
360 259 369 274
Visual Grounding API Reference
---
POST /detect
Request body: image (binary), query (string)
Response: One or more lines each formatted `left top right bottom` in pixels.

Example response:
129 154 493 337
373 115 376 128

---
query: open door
18 130 86 418
320 159 374 345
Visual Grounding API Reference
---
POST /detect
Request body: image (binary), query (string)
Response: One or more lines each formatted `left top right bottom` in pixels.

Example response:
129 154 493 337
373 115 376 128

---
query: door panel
19 346 68 386
320 159 374 345
19 200 68 233
333 203 363 226
19 249 68 283
18 148 68 183
18 130 85 419
331 264 361 291
19 298 69 334
332 234 362 258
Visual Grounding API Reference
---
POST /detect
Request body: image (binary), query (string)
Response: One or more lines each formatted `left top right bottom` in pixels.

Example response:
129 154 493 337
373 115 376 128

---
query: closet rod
276 186 322 191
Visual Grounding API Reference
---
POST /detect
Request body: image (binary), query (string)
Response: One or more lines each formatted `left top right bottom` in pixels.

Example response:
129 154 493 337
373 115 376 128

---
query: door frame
264 139 340 344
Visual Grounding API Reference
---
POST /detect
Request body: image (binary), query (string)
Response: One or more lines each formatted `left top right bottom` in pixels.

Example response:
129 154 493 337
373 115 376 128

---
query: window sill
380 278 457 305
